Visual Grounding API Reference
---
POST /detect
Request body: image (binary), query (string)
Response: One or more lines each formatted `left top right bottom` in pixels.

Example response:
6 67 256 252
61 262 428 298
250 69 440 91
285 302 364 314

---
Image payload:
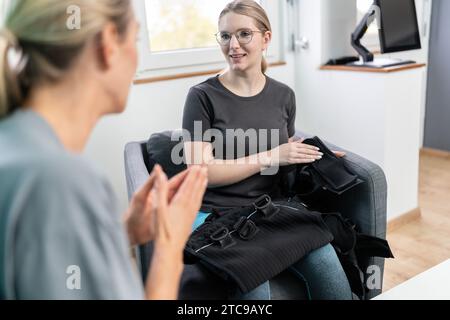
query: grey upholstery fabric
295 131 387 299
124 142 150 200
123 130 387 300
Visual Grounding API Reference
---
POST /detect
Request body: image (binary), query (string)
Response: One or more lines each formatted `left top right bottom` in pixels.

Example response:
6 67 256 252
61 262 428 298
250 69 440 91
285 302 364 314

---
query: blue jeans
193 212 353 300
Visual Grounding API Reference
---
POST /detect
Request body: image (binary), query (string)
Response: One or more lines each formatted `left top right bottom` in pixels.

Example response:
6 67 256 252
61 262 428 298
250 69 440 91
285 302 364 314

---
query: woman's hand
124 165 205 246
268 140 323 167
124 168 158 246
143 165 208 300
151 165 208 252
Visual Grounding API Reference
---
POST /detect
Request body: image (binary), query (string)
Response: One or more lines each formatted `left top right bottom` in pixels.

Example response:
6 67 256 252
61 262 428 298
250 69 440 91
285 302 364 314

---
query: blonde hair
219 0 272 73
0 0 131 119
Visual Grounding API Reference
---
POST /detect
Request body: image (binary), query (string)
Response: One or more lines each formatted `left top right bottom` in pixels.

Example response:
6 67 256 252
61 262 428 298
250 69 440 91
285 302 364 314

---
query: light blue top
0 110 143 299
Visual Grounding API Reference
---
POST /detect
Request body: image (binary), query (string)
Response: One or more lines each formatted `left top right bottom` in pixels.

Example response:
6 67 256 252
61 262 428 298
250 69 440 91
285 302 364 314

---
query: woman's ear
262 30 272 51
97 22 120 70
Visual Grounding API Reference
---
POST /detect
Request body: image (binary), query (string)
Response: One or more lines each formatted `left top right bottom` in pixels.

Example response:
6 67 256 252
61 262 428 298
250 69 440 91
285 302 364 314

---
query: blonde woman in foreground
0 0 206 300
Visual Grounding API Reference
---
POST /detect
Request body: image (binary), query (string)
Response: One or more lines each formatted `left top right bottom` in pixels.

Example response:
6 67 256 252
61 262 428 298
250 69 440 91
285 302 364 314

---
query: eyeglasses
215 29 265 46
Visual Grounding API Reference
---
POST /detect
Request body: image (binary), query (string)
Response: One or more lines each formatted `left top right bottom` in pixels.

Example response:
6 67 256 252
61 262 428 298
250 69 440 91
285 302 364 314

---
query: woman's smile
230 53 248 63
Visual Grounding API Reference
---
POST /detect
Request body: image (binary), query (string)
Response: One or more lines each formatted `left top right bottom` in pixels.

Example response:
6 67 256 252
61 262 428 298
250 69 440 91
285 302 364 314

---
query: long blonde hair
219 0 272 73
0 0 131 119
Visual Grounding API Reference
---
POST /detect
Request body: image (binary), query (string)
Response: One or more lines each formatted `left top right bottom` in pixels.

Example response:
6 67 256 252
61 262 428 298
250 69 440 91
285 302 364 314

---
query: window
133 0 282 78
145 0 231 53
356 0 380 50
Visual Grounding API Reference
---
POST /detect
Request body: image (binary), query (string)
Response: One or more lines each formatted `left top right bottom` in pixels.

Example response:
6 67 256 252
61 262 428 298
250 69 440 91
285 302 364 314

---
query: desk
373 259 450 300
312 63 427 220
320 63 426 74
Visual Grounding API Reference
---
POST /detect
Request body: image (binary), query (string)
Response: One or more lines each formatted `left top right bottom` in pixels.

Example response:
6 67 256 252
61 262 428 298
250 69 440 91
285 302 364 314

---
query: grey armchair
124 130 388 300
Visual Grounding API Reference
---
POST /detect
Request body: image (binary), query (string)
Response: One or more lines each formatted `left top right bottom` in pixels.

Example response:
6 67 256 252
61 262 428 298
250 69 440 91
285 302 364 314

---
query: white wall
321 0 356 62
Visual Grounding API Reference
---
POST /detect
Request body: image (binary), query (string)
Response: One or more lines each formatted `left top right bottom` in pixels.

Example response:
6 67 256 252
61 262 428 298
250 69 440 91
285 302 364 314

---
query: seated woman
182 0 352 300
0 0 207 299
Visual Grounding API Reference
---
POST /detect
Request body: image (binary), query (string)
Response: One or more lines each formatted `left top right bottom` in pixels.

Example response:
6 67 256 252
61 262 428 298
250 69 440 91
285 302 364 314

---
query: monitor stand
347 58 416 69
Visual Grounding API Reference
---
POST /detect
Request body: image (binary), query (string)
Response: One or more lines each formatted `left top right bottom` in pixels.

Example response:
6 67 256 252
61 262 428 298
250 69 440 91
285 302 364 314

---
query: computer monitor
376 0 422 54
350 0 422 68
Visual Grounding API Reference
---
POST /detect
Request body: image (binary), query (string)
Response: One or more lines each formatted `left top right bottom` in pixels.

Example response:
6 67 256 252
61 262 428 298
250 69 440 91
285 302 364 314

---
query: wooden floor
383 151 450 291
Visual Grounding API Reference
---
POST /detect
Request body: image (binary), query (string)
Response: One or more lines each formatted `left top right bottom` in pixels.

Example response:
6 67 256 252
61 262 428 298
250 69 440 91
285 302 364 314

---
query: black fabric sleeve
182 87 214 142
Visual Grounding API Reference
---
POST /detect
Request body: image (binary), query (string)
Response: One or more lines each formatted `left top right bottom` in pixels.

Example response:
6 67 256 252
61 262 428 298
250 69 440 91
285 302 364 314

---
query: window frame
133 0 282 79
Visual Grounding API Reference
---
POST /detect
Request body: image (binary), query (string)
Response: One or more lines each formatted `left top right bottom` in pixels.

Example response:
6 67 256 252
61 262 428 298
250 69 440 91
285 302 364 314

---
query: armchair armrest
124 141 150 200
295 131 388 299
124 141 152 280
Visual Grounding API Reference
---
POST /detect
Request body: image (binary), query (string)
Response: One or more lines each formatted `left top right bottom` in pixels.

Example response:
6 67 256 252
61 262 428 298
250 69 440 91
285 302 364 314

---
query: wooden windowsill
320 63 426 74
133 61 287 85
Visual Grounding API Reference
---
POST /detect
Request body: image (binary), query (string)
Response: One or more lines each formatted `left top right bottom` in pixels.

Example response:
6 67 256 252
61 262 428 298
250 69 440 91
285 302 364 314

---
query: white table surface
373 259 450 300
